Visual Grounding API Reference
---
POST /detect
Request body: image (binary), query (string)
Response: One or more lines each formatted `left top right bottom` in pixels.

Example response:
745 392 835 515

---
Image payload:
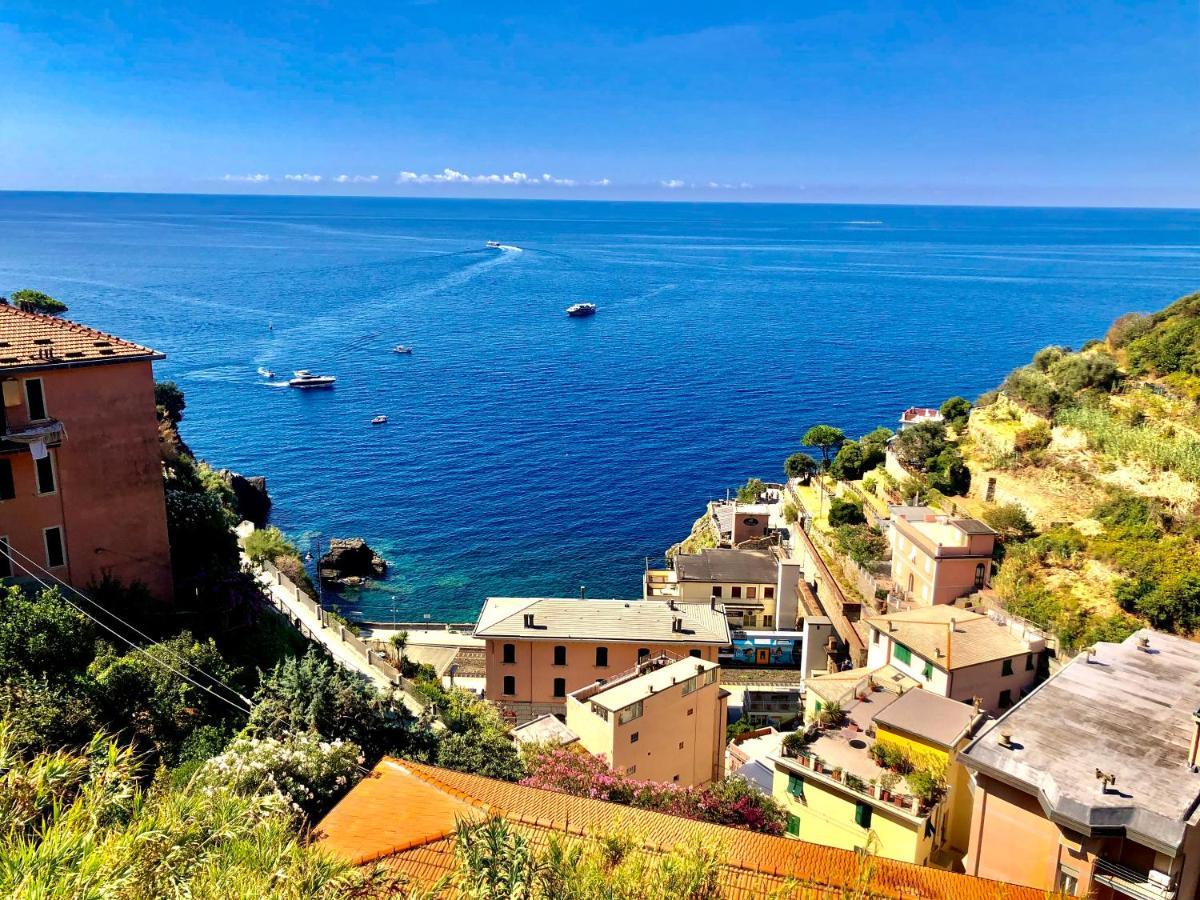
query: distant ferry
566 303 597 318
288 370 336 389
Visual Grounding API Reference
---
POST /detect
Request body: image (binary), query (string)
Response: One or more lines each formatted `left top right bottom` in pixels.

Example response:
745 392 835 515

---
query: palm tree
390 630 409 666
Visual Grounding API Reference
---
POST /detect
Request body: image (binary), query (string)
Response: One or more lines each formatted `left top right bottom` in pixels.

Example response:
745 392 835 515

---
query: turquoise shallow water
1 192 1197 621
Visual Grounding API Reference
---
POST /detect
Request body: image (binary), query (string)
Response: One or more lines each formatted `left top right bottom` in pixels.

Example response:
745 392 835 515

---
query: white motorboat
486 241 502 249
392 345 413 354
566 302 597 318
288 370 336 388
371 415 388 425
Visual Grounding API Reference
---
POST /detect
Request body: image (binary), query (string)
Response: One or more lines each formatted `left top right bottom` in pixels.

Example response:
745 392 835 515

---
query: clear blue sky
1 1 1196 206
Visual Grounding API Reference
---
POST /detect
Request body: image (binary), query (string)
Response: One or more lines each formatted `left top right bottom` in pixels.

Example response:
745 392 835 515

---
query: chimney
1190 710 1200 770
668 599 676 611
672 616 683 633
1096 769 1117 794
888 621 896 633
523 613 534 628
1137 635 1151 652
998 731 1013 749
710 597 716 610
579 585 586 601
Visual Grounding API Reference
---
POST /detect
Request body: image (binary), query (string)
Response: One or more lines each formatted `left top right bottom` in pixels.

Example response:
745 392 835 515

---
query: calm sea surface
1 192 1197 621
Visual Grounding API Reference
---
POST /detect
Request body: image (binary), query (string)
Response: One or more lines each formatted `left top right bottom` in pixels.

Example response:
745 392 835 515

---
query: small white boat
486 241 502 249
288 370 336 389
256 366 275 378
371 415 388 425
392 345 413 354
566 303 597 318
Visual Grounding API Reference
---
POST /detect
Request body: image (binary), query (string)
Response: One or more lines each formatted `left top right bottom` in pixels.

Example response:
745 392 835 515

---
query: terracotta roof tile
315 759 1043 899
0 304 163 373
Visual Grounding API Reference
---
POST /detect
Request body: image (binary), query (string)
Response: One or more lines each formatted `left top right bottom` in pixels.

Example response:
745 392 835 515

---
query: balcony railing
0 419 65 454
1092 858 1177 900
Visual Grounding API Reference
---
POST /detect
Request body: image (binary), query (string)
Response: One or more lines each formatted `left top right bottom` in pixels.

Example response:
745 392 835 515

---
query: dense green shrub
891 421 948 471
981 503 1035 541
828 497 866 526
784 452 818 480
1047 351 1120 395
1001 367 1059 415
939 396 972 429
1107 311 1153 348
735 477 767 503
9 288 68 314
834 524 887 567
1013 421 1052 453
1031 345 1070 372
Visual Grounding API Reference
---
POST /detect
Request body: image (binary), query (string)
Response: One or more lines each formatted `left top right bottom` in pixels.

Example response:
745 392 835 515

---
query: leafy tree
981 503 1035 541
9 288 68 314
939 396 973 429
927 448 971 496
735 477 767 503
154 380 186 424
390 629 409 663
827 497 866 527
1001 367 1059 414
833 524 888 567
435 730 526 781
1047 351 1120 396
783 452 818 480
890 421 948 471
829 441 865 481
801 424 846 470
0 585 95 682
1031 345 1070 372
248 648 415 762
1107 311 1153 348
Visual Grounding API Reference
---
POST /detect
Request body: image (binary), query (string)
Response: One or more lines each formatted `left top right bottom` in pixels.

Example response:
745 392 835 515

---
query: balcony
0 419 65 454
1092 858 1177 900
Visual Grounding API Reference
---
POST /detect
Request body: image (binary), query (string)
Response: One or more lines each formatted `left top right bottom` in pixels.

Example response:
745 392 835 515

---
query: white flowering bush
195 731 364 820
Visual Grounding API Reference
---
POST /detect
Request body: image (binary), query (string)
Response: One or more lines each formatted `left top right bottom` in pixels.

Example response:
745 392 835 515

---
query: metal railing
1092 857 1177 900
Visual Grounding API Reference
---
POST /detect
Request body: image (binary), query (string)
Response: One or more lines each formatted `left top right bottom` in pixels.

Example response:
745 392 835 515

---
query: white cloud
221 173 270 183
661 179 685 189
395 167 604 187
284 173 323 183
334 174 379 183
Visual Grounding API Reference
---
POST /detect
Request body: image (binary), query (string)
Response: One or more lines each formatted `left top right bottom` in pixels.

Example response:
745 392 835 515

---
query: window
786 814 800 836
745 614 757 627
595 646 608 667
630 731 639 744
731 586 742 599
687 707 694 716
0 460 13 501
502 675 516 696
553 677 566 698
502 643 516 664
893 643 912 666
854 801 873 828
24 379 47 421
787 773 805 798
618 701 643 724
43 526 65 569
681 674 700 696
1025 653 1034 671
747 586 758 600
637 648 650 662
690 649 701 659
763 615 774 628
711 586 722 598
872 629 881 645
1001 658 1014 676
765 586 775 599
672 774 680 782
1057 867 1079 896
35 453 55 495
999 689 1013 709
974 563 986 589
553 645 567 666
922 660 933 681
590 703 608 721
677 741 684 750
0 537 10 578
704 669 716 685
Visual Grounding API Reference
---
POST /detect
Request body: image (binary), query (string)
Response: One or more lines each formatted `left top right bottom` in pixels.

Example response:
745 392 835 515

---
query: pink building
889 511 997 605
0 306 172 599
474 597 730 724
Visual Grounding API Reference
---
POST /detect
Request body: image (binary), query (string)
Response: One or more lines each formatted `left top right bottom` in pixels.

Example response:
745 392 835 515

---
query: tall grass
1056 405 1200 482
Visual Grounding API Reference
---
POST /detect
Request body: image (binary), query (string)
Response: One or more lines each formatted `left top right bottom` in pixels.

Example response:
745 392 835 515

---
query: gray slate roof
872 688 984 748
962 629 1200 855
474 597 731 645
675 548 778 584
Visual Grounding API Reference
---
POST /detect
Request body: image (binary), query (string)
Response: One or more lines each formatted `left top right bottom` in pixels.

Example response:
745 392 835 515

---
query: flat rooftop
874 688 984 749
963 629 1200 854
675 547 778 584
581 656 719 712
474 597 731 645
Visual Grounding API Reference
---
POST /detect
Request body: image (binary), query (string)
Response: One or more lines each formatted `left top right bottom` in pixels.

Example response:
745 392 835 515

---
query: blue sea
1 192 1197 622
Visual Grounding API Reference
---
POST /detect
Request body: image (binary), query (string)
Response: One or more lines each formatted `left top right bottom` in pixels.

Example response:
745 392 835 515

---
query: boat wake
495 244 523 252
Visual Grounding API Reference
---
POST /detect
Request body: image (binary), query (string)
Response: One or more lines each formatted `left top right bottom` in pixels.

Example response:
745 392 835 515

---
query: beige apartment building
889 510 997 606
474 597 730 724
962 630 1200 900
565 654 727 786
864 605 1045 716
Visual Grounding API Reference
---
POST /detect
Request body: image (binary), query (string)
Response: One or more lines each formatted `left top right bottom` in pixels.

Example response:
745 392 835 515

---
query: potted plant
845 773 866 793
782 731 807 759
831 767 844 783
813 756 826 774
879 772 899 802
868 778 878 798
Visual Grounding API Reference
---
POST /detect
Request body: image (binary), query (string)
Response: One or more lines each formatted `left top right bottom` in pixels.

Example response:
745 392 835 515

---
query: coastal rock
319 538 387 585
219 470 272 527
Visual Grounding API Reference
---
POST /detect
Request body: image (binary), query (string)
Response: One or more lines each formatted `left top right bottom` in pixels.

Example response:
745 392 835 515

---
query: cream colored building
566 655 727 786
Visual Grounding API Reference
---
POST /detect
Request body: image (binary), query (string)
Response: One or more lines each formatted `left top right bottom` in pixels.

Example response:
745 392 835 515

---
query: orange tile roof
314 758 1044 899
0 304 163 373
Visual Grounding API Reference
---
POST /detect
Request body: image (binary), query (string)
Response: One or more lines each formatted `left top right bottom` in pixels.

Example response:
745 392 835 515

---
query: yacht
371 415 388 425
486 241 503 249
288 370 336 389
566 303 597 318
392 345 413 354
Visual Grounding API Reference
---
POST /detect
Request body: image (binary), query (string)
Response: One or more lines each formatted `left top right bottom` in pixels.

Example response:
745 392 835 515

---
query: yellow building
644 547 801 631
565 654 727 786
771 673 985 869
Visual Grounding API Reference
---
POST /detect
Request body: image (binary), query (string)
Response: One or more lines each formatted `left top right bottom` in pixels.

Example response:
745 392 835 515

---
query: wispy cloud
661 179 685 189
221 173 270 183
706 181 754 190
284 173 323 182
395 168 605 187
334 174 379 183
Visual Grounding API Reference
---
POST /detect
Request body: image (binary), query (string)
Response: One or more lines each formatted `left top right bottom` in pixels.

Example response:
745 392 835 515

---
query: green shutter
922 660 933 681
894 644 912 665
788 774 805 798
786 814 800 836
855 801 873 828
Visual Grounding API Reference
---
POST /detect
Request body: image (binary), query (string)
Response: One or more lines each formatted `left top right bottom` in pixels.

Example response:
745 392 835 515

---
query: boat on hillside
371 415 388 425
392 345 413 354
288 370 337 389
566 303 597 318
